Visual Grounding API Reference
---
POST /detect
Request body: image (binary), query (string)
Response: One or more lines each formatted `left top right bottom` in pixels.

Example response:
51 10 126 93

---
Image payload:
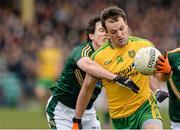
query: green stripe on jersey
91 41 109 60
81 44 92 57
128 36 155 47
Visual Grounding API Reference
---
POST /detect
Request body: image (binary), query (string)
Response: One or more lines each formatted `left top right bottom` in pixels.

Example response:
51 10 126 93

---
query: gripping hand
155 52 171 75
155 89 169 103
72 117 82 130
113 76 140 93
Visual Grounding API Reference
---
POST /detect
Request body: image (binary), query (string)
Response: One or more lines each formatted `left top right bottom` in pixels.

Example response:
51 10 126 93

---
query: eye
99 28 105 32
120 26 125 31
110 30 117 35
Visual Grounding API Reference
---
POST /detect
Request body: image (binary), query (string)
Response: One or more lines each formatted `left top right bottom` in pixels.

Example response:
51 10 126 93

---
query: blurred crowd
0 0 179 107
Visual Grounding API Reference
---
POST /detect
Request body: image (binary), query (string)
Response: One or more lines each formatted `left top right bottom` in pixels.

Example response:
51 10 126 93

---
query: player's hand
72 117 82 130
155 89 169 103
155 52 171 75
113 76 140 93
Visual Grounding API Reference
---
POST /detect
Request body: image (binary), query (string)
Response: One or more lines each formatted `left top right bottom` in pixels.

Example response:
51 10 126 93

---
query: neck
92 41 100 50
110 39 127 48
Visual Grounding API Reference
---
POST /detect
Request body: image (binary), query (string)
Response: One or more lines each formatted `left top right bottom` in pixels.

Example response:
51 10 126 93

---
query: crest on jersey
116 56 124 64
128 50 135 58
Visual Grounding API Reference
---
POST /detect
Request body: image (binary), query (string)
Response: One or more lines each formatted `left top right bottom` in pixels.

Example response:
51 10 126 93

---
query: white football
134 47 162 75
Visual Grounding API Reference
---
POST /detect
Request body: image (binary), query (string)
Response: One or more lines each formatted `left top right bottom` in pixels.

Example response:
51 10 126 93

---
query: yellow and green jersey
92 36 154 119
167 48 180 122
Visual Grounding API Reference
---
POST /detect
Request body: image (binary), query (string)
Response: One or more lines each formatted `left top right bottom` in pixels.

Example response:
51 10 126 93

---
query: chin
119 41 127 47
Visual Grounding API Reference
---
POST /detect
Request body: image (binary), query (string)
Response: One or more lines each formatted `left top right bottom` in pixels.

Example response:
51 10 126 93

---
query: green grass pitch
0 106 170 129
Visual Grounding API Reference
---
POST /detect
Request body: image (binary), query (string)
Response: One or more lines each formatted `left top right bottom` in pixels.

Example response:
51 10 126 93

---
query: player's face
105 16 129 48
92 21 108 47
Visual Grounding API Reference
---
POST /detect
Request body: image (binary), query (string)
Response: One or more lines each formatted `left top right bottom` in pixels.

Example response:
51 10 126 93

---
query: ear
89 33 94 41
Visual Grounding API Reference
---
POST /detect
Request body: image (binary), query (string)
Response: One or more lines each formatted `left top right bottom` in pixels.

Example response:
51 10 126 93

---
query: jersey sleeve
144 39 155 47
139 38 155 48
129 36 155 48
71 42 93 63
70 47 83 63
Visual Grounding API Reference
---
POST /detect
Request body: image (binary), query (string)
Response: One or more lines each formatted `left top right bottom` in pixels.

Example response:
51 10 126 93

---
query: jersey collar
87 40 95 52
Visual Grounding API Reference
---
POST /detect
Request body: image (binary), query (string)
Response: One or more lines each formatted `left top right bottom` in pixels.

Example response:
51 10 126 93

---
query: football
134 47 162 75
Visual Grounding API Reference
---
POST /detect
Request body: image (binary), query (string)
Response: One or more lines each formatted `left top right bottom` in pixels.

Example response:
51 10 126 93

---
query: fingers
134 84 140 91
155 68 163 73
132 89 138 93
131 86 138 93
156 60 165 66
163 91 169 97
155 64 165 70
156 90 169 103
164 51 168 59
157 56 165 62
154 70 164 74
130 82 140 93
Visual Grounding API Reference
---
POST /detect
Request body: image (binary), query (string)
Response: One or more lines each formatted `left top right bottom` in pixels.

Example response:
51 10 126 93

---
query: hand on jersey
113 76 140 93
155 89 169 103
72 117 82 130
155 52 171 75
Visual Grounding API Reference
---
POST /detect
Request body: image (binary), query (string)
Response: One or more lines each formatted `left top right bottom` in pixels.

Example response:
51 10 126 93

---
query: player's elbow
77 57 94 73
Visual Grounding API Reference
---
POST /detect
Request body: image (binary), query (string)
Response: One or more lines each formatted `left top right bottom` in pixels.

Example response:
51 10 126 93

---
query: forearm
77 57 117 80
75 74 97 118
75 87 93 118
85 62 116 80
149 75 160 92
155 73 170 82
150 75 169 103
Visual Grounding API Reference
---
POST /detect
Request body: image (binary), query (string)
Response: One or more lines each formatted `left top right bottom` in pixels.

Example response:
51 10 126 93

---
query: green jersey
167 50 180 122
50 40 102 109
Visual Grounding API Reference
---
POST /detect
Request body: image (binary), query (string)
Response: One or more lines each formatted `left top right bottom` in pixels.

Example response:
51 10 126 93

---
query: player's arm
77 57 139 93
150 75 169 103
76 74 97 118
149 75 160 92
77 57 116 80
72 74 98 129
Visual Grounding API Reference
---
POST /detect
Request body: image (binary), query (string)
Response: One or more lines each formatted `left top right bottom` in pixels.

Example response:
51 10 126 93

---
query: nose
117 30 123 37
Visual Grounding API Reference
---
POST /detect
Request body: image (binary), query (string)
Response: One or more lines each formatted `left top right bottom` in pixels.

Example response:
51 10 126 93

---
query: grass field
0 105 170 129
0 106 49 129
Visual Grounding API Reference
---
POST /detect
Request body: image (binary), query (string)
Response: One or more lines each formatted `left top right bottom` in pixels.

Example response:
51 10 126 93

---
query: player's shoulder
168 48 180 60
72 40 93 56
91 41 109 60
128 36 154 47
168 48 180 54
72 41 90 51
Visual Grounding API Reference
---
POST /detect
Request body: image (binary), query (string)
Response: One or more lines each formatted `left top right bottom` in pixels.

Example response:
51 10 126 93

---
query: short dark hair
100 6 127 31
85 15 101 41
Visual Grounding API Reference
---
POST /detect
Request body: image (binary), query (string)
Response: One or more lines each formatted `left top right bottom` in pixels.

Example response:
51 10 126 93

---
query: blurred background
0 0 179 129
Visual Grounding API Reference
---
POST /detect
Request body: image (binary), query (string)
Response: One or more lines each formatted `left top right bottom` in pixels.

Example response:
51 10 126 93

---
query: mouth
118 38 125 43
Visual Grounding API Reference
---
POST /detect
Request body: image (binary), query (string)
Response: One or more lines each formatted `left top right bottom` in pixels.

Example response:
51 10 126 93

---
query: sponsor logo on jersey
115 65 138 78
104 60 112 65
128 50 135 58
